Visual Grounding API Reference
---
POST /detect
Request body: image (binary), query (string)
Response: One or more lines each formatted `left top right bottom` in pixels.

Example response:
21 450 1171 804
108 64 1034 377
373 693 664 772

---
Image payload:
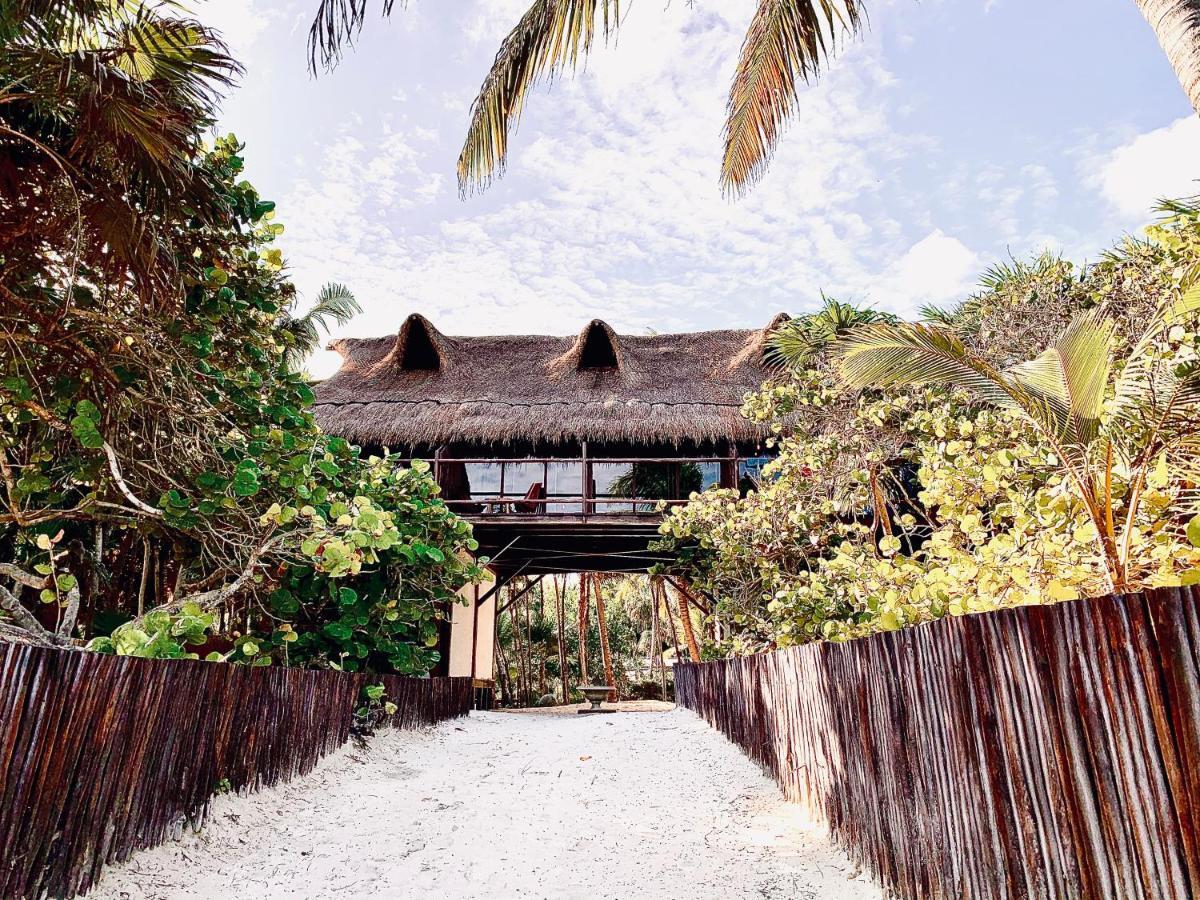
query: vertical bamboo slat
0 647 472 899
675 586 1200 900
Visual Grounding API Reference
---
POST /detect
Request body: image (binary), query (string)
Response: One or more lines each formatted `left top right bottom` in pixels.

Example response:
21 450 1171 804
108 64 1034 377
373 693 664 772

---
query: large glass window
499 462 542 498
464 462 502 499
546 461 583 514
591 461 635 513
443 456 745 514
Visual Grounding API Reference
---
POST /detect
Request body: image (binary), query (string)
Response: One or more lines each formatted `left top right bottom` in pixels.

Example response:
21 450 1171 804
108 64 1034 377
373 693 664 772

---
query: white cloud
1096 116 1200 219
275 0 938 355
867 230 982 318
199 0 278 56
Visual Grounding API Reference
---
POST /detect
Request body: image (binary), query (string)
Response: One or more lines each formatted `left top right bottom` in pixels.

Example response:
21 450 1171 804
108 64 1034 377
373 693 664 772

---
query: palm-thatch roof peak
315 314 789 448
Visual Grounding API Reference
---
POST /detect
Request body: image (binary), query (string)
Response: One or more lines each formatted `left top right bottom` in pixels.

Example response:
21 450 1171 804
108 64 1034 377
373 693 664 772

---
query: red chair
513 482 546 514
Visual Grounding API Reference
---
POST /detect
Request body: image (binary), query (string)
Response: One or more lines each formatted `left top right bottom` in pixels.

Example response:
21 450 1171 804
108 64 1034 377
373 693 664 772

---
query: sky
199 0 1200 377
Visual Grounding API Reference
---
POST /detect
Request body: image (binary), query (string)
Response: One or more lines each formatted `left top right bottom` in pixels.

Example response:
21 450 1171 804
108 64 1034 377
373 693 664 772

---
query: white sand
93 705 881 900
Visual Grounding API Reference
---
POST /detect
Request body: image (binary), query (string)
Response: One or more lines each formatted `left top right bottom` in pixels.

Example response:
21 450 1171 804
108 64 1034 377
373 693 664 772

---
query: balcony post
582 441 591 522
720 441 739 490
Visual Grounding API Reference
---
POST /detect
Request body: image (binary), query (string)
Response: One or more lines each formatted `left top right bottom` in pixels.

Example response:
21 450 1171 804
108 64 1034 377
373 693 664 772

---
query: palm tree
280 282 361 372
2 0 239 305
307 1 1200 197
767 296 898 370
833 282 1200 590
672 580 703 662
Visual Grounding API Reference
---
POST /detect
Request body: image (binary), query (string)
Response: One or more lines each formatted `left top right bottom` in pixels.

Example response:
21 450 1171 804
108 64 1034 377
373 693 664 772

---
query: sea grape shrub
88 604 217 659
660 202 1200 654
257 458 479 674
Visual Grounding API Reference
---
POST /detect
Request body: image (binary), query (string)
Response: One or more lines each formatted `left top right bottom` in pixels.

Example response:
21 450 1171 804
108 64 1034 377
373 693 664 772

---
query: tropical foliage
280 282 362 373
1 0 239 304
658 201 1200 654
1 133 480 671
1 0 480 672
492 574 700 706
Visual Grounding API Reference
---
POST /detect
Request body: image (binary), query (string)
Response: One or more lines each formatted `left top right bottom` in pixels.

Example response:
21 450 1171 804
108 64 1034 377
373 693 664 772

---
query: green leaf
1187 514 1200 548
71 415 104 449
270 589 300 615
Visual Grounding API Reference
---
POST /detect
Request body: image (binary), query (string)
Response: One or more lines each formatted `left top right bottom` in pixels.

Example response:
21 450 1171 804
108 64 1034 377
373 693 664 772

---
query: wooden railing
407 454 748 520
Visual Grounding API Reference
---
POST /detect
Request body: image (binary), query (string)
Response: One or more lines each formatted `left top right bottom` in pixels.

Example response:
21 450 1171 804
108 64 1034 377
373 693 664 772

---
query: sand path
94 705 880 900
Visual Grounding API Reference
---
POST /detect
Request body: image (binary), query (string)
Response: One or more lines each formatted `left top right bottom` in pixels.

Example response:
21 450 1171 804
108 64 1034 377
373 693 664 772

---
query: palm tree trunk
495 632 511 706
651 577 668 701
1135 0 1200 113
577 574 590 685
509 600 524 705
675 582 702 663
664 582 681 663
524 586 532 700
594 574 618 701
649 578 660 679
556 575 570 703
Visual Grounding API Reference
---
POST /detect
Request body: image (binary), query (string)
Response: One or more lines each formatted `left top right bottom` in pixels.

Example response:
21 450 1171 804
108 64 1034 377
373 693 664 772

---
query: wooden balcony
404 451 769 575
426 454 743 524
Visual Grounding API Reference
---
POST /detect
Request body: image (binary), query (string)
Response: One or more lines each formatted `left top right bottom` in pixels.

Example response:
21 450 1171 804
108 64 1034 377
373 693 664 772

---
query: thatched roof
313 314 789 448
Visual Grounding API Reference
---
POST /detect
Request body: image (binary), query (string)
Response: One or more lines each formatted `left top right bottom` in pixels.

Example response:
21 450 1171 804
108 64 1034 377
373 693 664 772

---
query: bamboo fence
0 644 472 899
675 586 1200 900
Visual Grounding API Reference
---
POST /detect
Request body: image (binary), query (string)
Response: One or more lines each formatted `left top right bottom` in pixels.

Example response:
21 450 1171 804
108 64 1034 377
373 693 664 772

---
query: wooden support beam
666 576 712 615
473 559 530 608
496 574 546 616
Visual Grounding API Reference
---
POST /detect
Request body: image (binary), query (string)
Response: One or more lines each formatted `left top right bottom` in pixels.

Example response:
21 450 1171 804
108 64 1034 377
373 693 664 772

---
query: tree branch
102 441 163 518
0 618 52 646
0 562 50 590
131 531 286 627
0 582 63 647
57 584 81 639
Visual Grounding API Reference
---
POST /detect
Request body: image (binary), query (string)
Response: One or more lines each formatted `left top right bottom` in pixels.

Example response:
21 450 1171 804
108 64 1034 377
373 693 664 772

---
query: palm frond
2 0 238 307
766 295 894 370
976 251 1064 294
919 303 956 326
308 0 409 73
457 0 621 195
1155 194 1200 219
721 0 865 196
834 321 1094 471
1007 311 1113 449
282 282 361 370
1170 280 1200 324
836 323 1018 409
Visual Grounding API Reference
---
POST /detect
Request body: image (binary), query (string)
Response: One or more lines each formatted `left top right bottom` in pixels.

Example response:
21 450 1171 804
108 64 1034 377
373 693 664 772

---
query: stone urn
577 684 616 714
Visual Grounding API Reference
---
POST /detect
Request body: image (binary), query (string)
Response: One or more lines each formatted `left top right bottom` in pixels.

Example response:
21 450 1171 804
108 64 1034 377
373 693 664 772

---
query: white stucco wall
448 568 497 681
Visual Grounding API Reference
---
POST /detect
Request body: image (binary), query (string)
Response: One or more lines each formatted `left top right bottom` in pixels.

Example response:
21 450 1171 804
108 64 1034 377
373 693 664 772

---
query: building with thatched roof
315 312 785 564
314 313 785 681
